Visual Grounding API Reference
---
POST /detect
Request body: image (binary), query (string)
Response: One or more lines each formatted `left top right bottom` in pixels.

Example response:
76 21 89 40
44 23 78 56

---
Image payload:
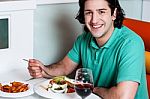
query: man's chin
91 32 104 38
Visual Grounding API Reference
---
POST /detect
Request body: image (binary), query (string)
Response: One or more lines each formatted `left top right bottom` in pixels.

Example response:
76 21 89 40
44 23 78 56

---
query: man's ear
112 8 117 20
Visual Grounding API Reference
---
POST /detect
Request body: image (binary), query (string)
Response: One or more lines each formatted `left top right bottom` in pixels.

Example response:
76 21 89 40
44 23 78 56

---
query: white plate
34 80 100 99
0 81 34 98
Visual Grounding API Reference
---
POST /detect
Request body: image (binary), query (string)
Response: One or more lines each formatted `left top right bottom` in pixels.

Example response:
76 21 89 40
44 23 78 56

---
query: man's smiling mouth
92 24 103 29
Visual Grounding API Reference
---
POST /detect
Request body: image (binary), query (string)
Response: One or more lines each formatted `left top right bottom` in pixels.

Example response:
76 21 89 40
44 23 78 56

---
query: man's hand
28 59 49 78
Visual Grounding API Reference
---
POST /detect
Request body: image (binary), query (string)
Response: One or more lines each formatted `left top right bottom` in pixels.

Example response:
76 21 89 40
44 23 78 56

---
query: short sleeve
117 36 145 84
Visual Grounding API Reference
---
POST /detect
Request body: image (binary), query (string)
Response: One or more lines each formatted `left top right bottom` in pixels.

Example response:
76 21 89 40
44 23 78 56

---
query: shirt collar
90 28 121 49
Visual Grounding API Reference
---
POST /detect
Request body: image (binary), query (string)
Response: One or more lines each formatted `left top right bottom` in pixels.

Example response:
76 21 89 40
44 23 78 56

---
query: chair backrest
123 18 150 51
123 18 150 97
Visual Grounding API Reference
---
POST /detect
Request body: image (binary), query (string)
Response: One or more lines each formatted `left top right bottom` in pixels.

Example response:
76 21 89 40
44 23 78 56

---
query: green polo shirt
67 26 148 99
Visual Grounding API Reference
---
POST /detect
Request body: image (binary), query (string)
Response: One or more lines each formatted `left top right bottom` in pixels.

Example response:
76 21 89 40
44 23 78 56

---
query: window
0 17 9 49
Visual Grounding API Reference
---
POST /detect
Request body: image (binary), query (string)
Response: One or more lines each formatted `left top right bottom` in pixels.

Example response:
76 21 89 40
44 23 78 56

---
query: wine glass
74 68 94 99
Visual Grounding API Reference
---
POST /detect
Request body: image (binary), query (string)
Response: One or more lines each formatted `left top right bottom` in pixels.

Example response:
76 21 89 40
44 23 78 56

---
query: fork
23 59 35 81
23 59 29 62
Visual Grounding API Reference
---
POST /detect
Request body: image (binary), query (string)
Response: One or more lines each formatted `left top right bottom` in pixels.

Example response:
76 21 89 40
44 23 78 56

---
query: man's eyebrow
84 9 92 12
97 8 107 11
84 8 107 12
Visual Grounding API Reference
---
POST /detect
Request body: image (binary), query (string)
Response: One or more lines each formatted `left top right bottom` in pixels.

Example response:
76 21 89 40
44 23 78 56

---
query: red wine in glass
75 68 94 99
75 83 94 99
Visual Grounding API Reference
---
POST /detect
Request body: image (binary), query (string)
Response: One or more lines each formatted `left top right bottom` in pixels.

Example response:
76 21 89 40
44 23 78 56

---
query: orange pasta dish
0 81 28 93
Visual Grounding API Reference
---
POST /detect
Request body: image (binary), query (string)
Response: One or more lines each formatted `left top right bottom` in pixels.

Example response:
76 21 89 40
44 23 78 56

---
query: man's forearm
93 87 119 99
44 62 67 77
93 81 138 99
43 56 78 78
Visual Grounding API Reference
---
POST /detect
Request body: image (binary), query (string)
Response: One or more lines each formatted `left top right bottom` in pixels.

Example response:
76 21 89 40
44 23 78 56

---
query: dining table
0 68 101 99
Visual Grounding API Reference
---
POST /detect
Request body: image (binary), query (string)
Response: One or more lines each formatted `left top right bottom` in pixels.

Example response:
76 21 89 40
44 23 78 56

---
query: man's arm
28 56 78 78
41 56 78 78
93 81 138 99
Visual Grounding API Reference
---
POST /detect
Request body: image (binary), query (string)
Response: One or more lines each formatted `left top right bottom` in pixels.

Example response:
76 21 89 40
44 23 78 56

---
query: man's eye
98 11 105 15
85 12 92 15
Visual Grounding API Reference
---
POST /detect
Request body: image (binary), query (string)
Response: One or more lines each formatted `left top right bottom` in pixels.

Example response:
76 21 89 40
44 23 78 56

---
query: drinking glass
74 68 94 99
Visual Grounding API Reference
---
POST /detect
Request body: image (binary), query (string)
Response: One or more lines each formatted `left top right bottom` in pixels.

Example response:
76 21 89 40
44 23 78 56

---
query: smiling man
28 0 148 99
84 0 116 45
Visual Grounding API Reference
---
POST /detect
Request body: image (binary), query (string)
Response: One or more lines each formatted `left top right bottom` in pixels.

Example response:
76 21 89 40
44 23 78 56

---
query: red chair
123 18 150 97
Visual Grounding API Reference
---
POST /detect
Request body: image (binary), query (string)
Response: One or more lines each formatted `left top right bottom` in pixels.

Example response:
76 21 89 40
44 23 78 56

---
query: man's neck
95 27 115 47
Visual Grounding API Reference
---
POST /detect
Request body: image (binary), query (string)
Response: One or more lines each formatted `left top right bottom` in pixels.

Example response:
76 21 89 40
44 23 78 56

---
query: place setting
34 68 100 99
0 68 100 99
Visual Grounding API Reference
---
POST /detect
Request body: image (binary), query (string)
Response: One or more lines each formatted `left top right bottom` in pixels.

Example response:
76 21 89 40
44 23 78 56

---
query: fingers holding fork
23 59 52 79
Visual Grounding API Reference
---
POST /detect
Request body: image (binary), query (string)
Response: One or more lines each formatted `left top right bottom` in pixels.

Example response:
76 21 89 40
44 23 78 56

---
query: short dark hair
75 0 125 31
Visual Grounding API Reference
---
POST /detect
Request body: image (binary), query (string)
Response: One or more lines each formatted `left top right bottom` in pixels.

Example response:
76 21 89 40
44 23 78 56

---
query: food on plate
0 83 2 90
0 81 29 93
48 76 75 93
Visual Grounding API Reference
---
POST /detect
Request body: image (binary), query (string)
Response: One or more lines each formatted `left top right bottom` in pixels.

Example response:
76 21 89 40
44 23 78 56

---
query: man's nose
91 13 100 23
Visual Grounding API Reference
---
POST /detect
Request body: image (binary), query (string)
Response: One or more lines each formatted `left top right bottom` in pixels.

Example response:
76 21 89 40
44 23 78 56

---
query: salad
48 76 75 93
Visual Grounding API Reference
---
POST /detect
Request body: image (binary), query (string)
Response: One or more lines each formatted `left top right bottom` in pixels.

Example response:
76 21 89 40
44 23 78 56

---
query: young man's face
84 0 116 38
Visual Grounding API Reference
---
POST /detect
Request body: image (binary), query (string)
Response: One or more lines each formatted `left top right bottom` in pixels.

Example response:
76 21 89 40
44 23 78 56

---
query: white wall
0 0 35 76
34 3 82 64
119 0 143 20
142 0 150 22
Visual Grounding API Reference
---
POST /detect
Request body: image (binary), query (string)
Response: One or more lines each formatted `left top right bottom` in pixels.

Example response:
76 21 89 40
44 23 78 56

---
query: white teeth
92 25 102 29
